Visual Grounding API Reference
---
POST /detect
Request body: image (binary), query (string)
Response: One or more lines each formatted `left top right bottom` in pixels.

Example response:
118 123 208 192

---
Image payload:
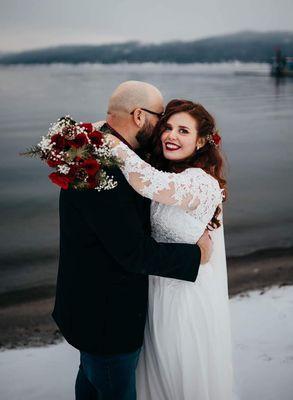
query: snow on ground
0 285 292 400
231 286 293 400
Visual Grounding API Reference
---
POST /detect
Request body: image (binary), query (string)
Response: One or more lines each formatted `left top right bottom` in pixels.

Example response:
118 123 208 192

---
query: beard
135 120 156 154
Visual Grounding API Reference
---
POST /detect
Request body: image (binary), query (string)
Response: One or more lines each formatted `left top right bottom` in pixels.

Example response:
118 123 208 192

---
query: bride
108 99 235 400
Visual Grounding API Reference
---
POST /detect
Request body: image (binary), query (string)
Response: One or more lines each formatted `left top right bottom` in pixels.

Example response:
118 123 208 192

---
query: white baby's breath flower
94 170 118 191
39 136 53 152
57 164 71 175
94 140 113 158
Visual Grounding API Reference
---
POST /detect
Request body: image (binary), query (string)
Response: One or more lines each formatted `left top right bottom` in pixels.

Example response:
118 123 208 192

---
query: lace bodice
112 141 223 237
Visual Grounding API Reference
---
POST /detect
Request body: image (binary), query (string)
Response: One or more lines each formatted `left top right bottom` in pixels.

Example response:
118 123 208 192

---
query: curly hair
149 99 227 229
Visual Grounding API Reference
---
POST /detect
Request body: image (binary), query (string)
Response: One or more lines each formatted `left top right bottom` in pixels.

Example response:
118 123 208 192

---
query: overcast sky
1 0 292 52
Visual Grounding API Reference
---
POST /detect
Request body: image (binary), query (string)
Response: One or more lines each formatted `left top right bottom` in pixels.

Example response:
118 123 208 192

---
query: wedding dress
112 141 235 400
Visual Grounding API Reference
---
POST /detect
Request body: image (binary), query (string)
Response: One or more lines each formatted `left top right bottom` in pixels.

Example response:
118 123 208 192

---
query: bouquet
21 116 121 191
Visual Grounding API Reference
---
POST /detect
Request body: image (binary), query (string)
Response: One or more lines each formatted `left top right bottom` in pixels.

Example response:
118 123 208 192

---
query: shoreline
0 246 292 350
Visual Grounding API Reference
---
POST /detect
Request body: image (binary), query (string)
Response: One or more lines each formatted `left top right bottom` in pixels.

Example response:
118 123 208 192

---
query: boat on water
271 49 293 77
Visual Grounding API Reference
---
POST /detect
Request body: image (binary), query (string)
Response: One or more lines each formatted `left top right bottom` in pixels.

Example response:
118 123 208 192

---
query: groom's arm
73 169 201 282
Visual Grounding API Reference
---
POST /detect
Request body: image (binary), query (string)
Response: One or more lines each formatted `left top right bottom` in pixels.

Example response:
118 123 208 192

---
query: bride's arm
109 137 223 212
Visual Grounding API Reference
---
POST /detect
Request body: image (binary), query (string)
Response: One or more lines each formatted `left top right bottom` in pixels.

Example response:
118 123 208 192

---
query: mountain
0 31 292 65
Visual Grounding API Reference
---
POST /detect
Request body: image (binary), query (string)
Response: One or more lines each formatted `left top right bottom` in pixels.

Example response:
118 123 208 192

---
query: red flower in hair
212 132 221 145
49 172 71 189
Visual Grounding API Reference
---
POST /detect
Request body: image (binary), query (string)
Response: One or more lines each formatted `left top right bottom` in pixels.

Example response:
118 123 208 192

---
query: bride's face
161 112 199 161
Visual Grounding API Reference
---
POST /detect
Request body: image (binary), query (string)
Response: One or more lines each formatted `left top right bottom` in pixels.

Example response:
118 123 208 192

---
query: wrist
198 243 207 264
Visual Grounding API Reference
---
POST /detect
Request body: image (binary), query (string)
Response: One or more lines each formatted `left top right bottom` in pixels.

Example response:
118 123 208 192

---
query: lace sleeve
112 141 223 214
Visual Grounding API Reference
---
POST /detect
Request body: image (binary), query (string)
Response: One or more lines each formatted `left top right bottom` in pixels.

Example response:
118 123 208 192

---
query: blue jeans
75 348 141 400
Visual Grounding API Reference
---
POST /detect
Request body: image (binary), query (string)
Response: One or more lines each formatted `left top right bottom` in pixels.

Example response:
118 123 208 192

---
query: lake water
0 62 292 283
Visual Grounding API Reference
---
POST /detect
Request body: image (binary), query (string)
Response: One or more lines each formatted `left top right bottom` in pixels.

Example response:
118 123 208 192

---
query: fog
0 0 292 51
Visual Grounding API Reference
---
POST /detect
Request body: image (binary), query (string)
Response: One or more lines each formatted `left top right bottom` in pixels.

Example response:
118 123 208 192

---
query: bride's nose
166 129 178 140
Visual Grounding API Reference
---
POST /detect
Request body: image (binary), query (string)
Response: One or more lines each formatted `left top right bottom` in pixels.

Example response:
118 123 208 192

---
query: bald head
104 81 164 149
108 80 163 115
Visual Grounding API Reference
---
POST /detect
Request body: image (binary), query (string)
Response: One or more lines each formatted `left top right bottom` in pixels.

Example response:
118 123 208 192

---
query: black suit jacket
52 168 201 355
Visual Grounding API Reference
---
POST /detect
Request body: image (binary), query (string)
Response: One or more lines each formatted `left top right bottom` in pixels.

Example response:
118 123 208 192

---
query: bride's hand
197 230 213 265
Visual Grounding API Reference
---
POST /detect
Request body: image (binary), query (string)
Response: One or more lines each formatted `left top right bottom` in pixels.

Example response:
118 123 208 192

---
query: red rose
47 158 62 168
67 165 79 180
87 176 98 189
49 172 71 189
81 159 101 176
51 134 66 150
70 133 88 148
213 132 221 145
88 130 103 147
79 123 93 133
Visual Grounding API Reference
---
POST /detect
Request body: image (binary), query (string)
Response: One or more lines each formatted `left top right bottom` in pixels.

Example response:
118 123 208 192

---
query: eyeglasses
130 108 164 118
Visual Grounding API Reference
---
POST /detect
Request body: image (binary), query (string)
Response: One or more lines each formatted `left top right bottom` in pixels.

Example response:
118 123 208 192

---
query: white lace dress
112 141 235 400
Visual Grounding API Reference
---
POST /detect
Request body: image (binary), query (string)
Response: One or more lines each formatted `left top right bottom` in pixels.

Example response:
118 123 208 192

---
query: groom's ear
132 108 146 128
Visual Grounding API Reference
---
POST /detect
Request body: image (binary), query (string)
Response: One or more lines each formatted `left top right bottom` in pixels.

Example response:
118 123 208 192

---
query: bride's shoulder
183 168 223 201
182 167 218 184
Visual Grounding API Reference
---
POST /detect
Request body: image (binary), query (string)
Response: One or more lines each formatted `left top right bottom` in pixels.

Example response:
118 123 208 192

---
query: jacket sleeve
74 169 201 282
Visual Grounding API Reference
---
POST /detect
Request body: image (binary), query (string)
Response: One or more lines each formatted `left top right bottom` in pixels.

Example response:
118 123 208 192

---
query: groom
52 81 212 400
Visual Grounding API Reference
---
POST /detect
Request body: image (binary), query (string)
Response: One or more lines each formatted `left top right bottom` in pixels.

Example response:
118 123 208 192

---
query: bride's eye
164 125 172 131
179 128 189 134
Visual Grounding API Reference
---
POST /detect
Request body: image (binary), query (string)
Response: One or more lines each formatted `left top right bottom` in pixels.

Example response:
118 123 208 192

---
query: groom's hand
197 230 213 265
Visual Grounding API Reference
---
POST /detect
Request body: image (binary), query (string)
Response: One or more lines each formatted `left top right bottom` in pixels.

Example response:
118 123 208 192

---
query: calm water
0 62 292 277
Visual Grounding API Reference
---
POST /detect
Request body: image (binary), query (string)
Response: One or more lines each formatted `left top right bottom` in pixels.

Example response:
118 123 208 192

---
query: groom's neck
106 117 140 150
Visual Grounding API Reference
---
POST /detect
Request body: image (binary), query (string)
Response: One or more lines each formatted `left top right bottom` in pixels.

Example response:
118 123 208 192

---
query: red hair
149 99 227 229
